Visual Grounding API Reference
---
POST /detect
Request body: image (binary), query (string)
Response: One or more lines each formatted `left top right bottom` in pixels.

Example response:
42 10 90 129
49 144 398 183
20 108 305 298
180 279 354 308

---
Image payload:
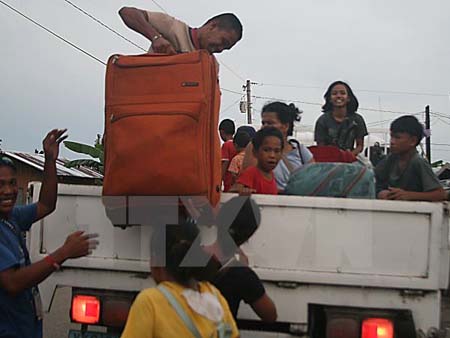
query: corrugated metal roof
3 151 103 179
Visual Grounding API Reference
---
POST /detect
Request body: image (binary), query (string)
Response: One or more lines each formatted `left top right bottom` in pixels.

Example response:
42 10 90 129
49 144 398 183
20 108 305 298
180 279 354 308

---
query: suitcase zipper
110 110 199 123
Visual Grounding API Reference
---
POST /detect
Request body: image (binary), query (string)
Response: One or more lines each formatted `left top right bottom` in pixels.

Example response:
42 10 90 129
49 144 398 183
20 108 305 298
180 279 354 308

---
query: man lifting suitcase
119 7 243 55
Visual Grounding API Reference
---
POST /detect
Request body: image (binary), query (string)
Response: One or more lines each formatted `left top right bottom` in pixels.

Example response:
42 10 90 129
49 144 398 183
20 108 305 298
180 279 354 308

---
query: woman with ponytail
121 221 239 338
242 101 314 192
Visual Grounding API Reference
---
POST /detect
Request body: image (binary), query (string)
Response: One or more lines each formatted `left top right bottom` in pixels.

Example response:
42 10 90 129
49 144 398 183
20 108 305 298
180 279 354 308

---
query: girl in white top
242 102 314 192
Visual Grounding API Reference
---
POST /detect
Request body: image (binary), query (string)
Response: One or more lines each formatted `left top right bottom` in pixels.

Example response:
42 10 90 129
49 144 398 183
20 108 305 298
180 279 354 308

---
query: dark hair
252 127 284 151
236 125 256 139
0 156 17 173
204 13 243 41
322 80 359 114
150 221 209 284
233 131 251 149
219 119 235 135
390 115 424 146
216 197 261 255
261 101 302 136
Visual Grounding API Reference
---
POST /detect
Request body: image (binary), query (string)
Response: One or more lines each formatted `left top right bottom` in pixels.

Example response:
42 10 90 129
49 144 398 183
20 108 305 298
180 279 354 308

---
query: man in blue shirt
0 129 99 338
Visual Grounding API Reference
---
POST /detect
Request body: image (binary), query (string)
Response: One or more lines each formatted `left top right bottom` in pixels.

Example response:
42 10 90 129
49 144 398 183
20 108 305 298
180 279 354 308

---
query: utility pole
425 105 431 163
245 79 252 124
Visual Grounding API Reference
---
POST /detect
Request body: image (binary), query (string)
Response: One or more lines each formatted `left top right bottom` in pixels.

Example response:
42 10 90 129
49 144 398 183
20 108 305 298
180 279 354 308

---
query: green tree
64 134 104 174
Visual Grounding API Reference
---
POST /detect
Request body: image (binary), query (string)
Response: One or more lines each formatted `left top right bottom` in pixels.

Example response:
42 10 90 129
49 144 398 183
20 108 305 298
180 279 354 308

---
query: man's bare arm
118 7 176 54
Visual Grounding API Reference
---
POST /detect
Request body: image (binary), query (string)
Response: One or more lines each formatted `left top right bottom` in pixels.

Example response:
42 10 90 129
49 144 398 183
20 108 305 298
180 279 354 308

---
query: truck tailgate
29 184 449 291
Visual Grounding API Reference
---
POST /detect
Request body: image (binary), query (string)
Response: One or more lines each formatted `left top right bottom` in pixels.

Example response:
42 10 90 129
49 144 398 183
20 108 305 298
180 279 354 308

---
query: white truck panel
29 185 449 291
27 183 450 335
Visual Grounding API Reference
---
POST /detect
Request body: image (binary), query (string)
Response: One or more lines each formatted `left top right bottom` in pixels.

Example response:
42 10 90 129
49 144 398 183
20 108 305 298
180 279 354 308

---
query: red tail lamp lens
361 318 393 338
72 295 101 324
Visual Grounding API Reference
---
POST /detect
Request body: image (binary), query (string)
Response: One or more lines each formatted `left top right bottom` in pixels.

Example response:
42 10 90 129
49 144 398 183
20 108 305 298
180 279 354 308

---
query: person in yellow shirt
121 221 239 338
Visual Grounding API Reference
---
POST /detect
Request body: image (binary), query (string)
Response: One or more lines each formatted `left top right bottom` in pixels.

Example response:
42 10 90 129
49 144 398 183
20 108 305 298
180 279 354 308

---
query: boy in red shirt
234 127 283 195
219 119 236 192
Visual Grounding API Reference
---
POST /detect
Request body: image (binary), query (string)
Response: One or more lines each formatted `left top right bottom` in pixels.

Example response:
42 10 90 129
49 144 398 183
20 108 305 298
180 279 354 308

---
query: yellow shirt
121 281 239 338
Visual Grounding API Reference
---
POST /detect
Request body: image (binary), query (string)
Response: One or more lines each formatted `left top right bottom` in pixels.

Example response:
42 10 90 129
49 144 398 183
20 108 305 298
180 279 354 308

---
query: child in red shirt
234 127 283 195
219 119 236 192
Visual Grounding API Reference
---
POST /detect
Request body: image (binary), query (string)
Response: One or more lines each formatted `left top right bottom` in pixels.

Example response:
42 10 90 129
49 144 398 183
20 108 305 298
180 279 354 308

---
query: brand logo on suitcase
181 82 199 87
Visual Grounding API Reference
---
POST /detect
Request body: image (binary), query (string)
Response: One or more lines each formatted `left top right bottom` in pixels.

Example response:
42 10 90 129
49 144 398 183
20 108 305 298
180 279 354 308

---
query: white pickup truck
27 182 450 338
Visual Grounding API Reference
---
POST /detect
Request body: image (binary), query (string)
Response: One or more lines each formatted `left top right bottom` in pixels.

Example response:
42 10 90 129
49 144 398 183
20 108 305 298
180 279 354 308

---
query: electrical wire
222 88 244 95
431 143 450 147
0 0 106 66
252 94 322 107
253 93 416 115
150 0 169 13
437 117 450 126
62 0 147 52
366 112 424 127
220 96 245 114
217 60 246 82
431 112 450 120
257 82 449 97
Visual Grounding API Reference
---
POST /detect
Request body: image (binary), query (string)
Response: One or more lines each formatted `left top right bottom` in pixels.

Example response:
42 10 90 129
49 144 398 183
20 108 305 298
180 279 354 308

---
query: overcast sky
1 0 449 160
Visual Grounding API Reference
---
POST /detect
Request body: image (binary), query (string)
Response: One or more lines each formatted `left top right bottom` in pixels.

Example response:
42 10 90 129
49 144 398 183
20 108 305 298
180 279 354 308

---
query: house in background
1 151 103 204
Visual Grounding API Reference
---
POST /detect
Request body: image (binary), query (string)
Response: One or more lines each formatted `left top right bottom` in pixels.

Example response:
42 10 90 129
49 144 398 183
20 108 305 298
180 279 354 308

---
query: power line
222 88 244 95
150 0 169 13
431 111 450 120
253 93 415 115
217 60 246 82
366 111 424 127
431 143 450 147
252 94 322 107
62 0 146 52
220 96 244 114
357 107 410 115
367 118 395 127
257 82 449 98
437 117 450 126
0 0 106 65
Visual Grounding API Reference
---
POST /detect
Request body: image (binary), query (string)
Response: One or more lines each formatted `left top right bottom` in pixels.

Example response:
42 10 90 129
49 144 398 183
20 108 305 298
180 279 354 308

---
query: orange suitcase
103 51 221 206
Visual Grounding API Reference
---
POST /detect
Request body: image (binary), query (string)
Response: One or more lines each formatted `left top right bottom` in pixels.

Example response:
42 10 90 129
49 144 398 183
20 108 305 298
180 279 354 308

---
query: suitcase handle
111 52 204 68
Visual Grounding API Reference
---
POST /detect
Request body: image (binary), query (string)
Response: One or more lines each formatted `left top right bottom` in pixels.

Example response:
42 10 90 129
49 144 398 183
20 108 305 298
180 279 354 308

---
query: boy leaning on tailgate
375 115 447 202
119 7 243 55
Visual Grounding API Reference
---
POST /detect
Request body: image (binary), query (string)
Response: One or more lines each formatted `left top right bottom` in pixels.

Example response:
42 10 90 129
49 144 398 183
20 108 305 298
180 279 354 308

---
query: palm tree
64 134 104 174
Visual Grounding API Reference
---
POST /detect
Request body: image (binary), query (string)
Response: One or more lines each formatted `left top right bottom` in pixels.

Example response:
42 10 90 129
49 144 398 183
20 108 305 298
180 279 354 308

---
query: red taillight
71 295 101 324
361 318 394 338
